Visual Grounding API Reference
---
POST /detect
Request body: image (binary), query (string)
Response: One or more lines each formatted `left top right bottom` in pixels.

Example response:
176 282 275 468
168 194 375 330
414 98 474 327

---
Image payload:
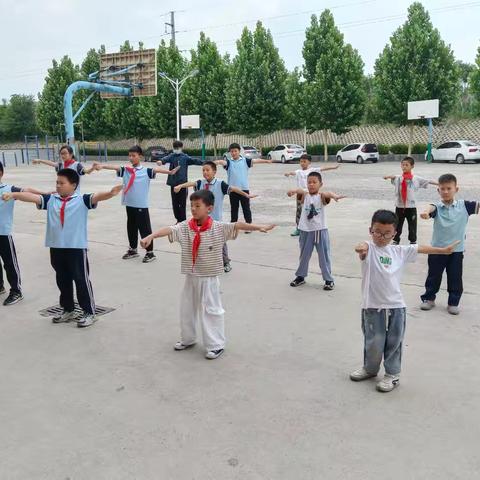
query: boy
350 210 458 392
2 169 123 327
284 154 340 236
215 143 272 228
0 162 45 306
419 173 479 315
140 190 275 360
173 161 258 272
383 156 437 245
288 171 345 290
158 140 204 223
94 146 179 263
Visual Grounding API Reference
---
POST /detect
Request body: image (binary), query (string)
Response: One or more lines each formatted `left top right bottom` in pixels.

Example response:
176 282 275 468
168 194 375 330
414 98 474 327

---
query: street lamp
159 69 199 140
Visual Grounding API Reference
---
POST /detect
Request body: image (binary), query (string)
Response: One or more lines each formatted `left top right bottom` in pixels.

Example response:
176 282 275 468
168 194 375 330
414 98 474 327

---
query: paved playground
1 161 479 479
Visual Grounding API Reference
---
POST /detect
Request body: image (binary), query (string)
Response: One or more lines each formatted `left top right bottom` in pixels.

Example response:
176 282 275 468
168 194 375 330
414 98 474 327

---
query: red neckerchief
188 216 213 269
401 172 413 206
64 159 75 169
124 166 137 194
59 195 73 227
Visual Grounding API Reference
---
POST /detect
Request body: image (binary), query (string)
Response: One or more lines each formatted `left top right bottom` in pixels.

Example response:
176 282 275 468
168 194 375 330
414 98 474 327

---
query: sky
0 0 479 99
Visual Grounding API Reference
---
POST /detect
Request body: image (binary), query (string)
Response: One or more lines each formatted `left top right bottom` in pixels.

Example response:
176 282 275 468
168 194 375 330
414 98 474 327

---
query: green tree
454 60 476 118
225 22 287 141
283 68 305 130
1 95 38 140
302 10 366 160
470 47 480 116
37 56 80 135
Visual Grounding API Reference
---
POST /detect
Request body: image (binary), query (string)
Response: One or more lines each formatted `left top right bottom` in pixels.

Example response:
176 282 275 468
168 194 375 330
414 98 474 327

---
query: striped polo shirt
168 221 237 276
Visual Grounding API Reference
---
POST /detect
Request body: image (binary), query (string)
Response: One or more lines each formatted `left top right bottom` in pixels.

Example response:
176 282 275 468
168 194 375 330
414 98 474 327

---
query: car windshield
462 141 477 146
364 144 378 152
287 144 302 149
243 146 255 150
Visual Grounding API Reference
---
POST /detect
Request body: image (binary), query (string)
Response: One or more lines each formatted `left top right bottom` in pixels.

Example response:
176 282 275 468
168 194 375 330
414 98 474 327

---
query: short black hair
307 171 322 182
371 209 398 228
203 160 217 172
402 156 415 166
300 153 312 161
57 168 79 188
0 162 4 174
229 143 241 151
438 173 457 185
128 145 143 155
190 189 215 206
60 145 75 159
173 140 183 149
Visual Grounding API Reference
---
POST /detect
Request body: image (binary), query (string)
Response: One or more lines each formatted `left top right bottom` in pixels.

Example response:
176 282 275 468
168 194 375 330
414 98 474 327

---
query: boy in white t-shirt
350 209 458 392
284 154 339 236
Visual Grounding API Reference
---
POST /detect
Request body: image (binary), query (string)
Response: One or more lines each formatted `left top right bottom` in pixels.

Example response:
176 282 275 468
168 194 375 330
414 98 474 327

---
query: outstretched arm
32 159 56 168
2 191 42 205
420 204 436 219
22 187 51 195
235 222 275 233
174 181 196 193
252 158 273 165
214 159 227 166
93 162 121 173
287 188 305 198
319 165 340 172
428 180 439 186
383 175 396 180
91 184 123 205
355 241 369 260
283 171 297 177
230 186 258 199
322 191 346 203
83 165 96 174
418 241 460 255
154 165 180 175
140 227 173 249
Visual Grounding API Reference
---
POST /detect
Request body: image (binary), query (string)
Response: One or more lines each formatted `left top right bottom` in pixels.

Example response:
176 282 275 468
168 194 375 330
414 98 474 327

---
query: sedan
144 146 170 162
267 144 306 163
428 140 480 164
336 143 379 164
222 145 261 160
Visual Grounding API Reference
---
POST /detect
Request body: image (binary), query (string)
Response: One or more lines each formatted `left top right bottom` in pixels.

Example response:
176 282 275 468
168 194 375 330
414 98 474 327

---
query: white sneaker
52 310 76 323
420 300 435 311
205 349 224 360
447 305 460 315
77 313 97 328
349 367 377 382
376 374 400 392
174 341 196 351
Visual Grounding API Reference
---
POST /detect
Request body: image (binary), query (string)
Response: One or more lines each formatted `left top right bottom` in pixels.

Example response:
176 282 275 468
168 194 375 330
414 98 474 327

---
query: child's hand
156 160 164 166
259 224 275 233
331 194 346 202
443 240 461 254
32 159 40 165
92 162 102 171
111 184 123 196
140 235 152 249
248 194 259 199
1 192 13 201
420 212 430 220
355 242 368 260
168 166 180 175
287 190 296 197
174 185 182 193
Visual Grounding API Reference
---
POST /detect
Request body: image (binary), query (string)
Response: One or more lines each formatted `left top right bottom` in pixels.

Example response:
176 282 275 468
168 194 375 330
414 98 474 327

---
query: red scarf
64 159 75 169
124 166 137 194
188 216 213 268
401 172 413 206
59 195 73 227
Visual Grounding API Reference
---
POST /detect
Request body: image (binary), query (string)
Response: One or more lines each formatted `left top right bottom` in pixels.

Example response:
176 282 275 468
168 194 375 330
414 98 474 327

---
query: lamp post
158 69 199 140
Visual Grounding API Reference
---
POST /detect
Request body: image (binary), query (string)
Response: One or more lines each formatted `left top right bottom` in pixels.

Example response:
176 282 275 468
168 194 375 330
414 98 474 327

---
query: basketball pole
427 117 433 163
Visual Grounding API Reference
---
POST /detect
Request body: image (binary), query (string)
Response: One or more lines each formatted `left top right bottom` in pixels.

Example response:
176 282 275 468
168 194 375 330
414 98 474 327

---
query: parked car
336 143 379 164
267 144 306 163
222 145 261 161
144 146 170 162
427 140 480 164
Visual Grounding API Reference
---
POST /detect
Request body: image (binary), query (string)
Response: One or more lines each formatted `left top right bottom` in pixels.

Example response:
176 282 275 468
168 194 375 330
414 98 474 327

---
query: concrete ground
1 161 479 480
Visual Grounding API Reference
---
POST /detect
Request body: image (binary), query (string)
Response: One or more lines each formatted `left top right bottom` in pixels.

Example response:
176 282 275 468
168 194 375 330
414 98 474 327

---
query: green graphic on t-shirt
379 255 392 266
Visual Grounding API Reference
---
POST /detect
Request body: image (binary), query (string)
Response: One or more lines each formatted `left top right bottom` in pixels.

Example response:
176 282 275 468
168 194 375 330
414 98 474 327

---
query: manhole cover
39 304 115 319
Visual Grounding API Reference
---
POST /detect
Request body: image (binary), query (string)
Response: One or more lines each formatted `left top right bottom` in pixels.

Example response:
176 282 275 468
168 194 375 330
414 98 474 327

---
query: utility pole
165 11 176 46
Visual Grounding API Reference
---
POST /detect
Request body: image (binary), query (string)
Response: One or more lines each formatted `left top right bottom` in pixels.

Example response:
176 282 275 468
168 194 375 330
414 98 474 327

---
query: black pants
394 207 417 243
230 190 252 223
170 186 188 223
126 207 153 252
421 252 464 306
50 248 95 314
0 235 21 294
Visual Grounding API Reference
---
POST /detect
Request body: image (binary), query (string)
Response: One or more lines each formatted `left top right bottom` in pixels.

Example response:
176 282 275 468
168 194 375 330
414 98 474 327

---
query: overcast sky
1 0 479 99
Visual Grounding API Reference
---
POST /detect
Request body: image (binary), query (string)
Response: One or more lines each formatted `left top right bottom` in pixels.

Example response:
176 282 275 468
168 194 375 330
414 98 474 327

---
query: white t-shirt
361 241 418 309
298 193 327 232
295 167 323 190
391 175 429 208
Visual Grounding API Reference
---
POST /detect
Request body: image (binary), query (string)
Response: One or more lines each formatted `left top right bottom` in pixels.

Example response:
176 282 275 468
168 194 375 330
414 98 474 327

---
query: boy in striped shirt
141 190 275 360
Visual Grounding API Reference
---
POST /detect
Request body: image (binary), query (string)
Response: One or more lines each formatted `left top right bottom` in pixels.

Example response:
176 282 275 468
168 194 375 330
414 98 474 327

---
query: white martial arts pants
180 275 226 351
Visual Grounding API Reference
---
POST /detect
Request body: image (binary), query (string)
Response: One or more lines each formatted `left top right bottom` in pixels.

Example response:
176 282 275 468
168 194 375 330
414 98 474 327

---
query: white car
267 144 306 163
336 143 379 164
428 140 480 164
222 145 260 160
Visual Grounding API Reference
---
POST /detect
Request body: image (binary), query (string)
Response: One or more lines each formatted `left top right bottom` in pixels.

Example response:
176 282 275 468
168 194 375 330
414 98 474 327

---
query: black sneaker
205 349 224 360
0 286 6 295
323 281 335 291
122 249 139 260
290 276 305 287
142 252 156 263
3 291 24 306
224 262 232 273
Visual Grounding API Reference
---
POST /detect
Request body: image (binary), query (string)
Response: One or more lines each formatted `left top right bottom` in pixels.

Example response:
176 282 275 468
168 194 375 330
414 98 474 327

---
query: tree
225 22 287 141
0 95 38 141
373 2 459 130
283 68 305 130
455 59 476 118
302 10 366 160
471 47 480 116
37 56 80 136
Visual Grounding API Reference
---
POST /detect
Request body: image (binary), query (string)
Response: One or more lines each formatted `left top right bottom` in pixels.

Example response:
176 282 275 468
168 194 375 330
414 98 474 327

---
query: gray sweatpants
295 229 334 282
362 308 406 376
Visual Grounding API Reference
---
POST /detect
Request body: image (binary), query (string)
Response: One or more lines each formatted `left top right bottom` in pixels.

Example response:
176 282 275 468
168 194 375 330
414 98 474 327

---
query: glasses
370 230 395 240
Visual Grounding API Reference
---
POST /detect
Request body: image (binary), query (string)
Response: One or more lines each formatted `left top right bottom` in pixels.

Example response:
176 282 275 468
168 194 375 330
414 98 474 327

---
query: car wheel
336 156 342 163
456 154 465 164
267 154 272 160
356 156 364 164
281 155 286 164
372 158 378 163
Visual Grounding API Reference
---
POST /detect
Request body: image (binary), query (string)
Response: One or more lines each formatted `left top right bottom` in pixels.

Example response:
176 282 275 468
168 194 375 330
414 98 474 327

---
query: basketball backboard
100 49 157 98
408 99 439 120
181 114 200 129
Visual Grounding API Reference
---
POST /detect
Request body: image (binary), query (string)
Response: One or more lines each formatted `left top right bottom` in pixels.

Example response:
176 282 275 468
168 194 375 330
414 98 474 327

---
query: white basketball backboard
181 114 200 129
408 99 439 120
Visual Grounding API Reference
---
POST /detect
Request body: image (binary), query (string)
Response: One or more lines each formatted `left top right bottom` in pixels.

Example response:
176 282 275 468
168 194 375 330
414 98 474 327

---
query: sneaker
323 281 335 291
205 349 224 360
290 276 305 287
410 241 417 245
52 310 76 323
376 374 400 392
420 300 435 311
290 229 300 237
0 286 6 295
122 249 139 260
3 291 23 306
447 305 460 315
174 341 196 351
244 231 252 235
224 262 232 273
77 313 97 328
142 252 156 263
349 367 377 382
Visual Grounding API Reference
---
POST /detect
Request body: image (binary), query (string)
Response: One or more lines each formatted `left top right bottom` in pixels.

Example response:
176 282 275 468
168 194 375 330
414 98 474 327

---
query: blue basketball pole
427 118 433 163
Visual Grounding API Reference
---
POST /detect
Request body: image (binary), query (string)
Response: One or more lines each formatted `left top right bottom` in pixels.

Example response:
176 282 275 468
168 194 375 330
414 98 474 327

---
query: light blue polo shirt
38 193 96 249
430 199 478 252
117 165 156 208
0 184 22 236
224 156 252 190
194 178 230 221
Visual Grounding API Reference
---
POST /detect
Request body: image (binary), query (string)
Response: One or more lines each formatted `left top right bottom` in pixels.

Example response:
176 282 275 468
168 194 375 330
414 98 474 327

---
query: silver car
222 145 260 161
